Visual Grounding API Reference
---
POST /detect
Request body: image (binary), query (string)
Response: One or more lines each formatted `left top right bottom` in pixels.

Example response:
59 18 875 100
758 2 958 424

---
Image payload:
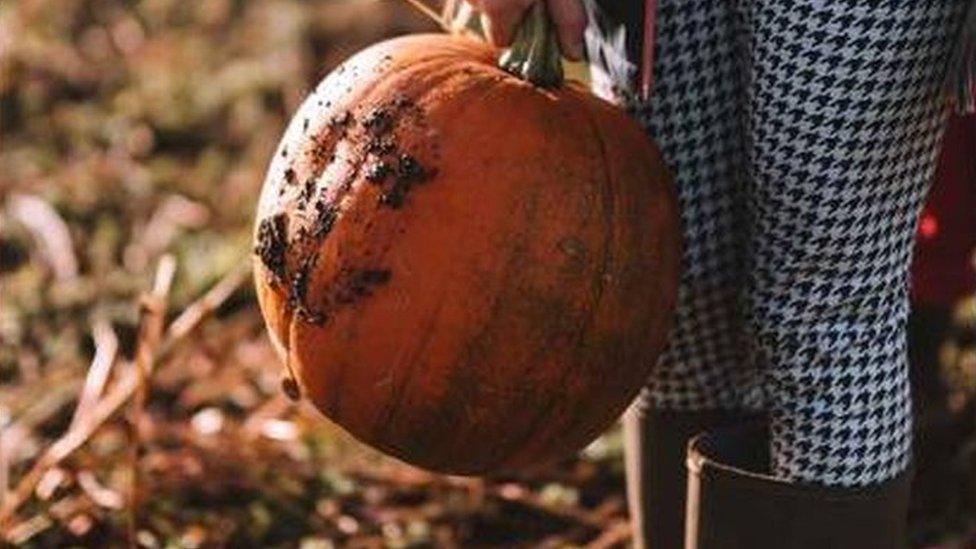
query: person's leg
743 0 962 489
584 2 760 547
686 2 966 547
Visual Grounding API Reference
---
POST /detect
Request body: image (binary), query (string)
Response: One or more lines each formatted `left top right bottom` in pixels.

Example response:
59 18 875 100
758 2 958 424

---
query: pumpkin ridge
263 38 506 301
497 96 619 468
447 174 545 469
279 53 501 335
366 289 448 438
260 42 496 262
297 68 508 442
444 107 606 470
530 97 632 464
427 91 601 470
362 74 528 458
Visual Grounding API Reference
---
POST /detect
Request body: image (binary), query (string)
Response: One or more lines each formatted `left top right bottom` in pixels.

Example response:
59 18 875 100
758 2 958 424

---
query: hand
467 0 586 61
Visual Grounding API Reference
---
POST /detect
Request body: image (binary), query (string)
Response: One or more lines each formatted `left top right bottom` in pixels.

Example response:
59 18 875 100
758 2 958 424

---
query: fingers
546 0 585 61
468 0 535 47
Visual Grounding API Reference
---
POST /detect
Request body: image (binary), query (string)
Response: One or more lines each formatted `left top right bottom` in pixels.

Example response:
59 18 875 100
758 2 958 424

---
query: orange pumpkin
254 10 680 475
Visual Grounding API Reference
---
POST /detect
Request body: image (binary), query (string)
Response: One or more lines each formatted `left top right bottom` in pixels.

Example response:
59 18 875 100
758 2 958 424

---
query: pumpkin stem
499 2 564 88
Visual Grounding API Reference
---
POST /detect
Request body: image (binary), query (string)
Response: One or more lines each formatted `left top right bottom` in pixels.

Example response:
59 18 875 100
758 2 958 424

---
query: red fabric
911 113 976 307
640 0 657 101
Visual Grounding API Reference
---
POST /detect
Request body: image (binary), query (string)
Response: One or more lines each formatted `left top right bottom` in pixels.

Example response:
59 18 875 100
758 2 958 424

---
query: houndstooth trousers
584 0 967 486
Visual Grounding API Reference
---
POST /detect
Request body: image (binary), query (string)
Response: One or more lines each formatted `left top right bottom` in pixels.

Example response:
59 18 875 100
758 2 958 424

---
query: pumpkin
253 6 680 475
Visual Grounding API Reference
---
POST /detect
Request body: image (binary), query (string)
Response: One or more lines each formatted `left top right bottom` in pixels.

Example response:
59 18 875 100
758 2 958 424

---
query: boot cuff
685 422 913 549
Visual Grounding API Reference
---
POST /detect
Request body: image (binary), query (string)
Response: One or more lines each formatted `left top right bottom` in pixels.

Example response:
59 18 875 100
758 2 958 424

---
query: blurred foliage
908 296 976 547
0 1 631 547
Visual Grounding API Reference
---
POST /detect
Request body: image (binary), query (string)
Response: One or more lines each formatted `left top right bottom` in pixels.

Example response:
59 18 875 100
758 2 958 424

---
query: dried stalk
6 194 78 281
584 520 632 549
448 2 480 36
69 319 119 432
0 259 249 534
127 254 176 545
342 464 611 531
401 0 448 29
0 426 10 512
164 262 251 346
0 369 138 534
491 483 608 531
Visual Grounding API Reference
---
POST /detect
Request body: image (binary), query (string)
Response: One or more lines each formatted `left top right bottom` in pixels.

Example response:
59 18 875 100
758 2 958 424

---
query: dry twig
0 368 139 533
401 0 445 27
0 259 250 536
127 254 176 544
584 520 632 549
164 262 251 346
69 319 119 432
6 194 78 281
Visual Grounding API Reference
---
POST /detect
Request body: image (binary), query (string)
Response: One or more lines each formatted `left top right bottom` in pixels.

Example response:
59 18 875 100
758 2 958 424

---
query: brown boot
685 422 914 549
623 407 761 549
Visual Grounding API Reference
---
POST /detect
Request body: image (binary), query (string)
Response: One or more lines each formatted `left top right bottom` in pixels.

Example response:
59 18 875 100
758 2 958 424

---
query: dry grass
0 1 631 546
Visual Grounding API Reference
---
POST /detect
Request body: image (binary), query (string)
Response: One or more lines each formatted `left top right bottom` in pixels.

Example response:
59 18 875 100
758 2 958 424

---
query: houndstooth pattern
586 0 965 486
